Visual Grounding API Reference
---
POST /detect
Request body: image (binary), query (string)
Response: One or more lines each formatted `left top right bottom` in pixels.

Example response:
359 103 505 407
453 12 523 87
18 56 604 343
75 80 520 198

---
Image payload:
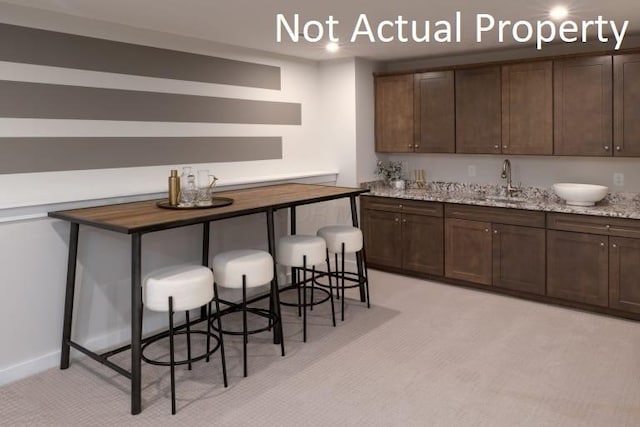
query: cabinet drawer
445 204 545 228
361 196 443 217
547 213 640 238
361 196 404 212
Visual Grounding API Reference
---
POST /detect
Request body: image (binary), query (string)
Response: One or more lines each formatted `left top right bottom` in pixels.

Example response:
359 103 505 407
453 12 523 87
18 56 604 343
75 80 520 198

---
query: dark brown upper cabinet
375 74 414 153
413 71 455 153
501 61 553 155
455 66 502 154
614 53 640 156
554 56 613 156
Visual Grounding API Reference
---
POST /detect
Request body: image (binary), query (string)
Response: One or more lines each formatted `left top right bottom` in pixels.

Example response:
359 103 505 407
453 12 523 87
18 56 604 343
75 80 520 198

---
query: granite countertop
361 181 640 220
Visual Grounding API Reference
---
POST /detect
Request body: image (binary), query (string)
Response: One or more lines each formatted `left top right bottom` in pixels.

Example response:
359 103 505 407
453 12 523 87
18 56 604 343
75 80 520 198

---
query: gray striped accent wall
0 137 282 174
0 81 301 124
0 24 298 174
0 23 281 90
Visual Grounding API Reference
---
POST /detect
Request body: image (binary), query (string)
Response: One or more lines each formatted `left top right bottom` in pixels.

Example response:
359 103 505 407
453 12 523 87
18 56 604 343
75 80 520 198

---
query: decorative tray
156 197 234 210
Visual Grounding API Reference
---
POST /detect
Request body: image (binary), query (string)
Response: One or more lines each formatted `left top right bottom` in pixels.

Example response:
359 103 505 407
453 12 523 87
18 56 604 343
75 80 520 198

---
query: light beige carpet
2 270 640 426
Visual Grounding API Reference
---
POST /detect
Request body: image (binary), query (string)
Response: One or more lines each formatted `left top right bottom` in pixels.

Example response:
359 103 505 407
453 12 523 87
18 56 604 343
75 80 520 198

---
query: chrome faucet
501 159 519 196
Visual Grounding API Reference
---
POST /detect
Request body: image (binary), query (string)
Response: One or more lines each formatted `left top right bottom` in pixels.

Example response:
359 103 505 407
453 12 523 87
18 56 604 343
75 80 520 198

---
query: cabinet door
362 208 403 268
613 53 640 156
445 218 492 285
609 237 640 313
554 56 613 156
493 224 545 295
455 66 502 154
402 214 444 276
413 71 455 153
502 61 553 155
547 230 609 307
375 74 414 152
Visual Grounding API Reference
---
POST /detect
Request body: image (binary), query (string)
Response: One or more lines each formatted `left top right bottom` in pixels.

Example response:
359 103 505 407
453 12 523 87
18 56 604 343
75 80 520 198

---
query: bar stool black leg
334 253 340 300
341 243 346 322
302 255 307 343
273 281 286 357
206 302 212 363
310 265 315 311
361 246 371 308
185 310 192 370
296 268 302 317
242 275 248 377
326 249 336 327
213 283 228 387
168 296 176 415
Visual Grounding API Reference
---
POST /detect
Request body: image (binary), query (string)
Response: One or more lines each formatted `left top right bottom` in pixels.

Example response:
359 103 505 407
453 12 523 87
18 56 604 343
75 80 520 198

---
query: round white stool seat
212 249 273 289
317 225 363 254
144 265 213 312
277 235 326 267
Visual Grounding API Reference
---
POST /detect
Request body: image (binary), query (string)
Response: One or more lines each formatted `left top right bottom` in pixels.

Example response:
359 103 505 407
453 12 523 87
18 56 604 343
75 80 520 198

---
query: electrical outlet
467 165 476 177
613 173 624 187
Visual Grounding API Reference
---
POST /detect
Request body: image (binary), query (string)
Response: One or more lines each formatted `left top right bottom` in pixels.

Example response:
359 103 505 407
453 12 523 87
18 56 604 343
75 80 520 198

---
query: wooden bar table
48 183 369 415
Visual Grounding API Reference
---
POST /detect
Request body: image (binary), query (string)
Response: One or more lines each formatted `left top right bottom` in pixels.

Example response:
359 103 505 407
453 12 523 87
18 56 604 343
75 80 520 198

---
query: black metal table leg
350 196 366 302
266 209 283 345
60 222 79 369
131 233 143 415
201 222 210 319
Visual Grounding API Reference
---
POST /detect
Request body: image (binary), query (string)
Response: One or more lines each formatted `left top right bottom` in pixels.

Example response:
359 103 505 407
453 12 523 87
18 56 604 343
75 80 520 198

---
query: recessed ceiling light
326 42 340 53
549 5 569 20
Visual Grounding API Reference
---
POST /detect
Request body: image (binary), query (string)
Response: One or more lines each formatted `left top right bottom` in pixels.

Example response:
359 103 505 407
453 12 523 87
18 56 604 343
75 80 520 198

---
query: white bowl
552 183 608 206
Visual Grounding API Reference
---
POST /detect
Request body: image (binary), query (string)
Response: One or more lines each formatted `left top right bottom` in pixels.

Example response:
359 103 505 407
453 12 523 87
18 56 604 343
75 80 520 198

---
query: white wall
0 4 361 385
355 58 380 184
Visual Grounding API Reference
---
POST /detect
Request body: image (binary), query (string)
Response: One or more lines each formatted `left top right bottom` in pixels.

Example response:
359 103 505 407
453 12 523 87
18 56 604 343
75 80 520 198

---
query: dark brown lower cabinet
547 230 609 307
362 209 402 268
363 196 640 317
445 218 492 285
361 198 443 274
609 236 640 313
492 224 546 295
402 213 444 275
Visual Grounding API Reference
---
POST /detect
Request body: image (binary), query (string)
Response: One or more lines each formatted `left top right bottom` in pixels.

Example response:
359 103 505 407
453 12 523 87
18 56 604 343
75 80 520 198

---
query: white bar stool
142 265 227 415
277 235 335 342
317 225 370 321
211 249 285 377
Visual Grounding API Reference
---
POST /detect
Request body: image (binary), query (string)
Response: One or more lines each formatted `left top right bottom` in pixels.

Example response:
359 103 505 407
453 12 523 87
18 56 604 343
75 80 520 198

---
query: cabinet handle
606 224 611 229
398 204 403 209
604 145 610 151
394 217 399 223
408 144 413 149
493 230 498 234
415 145 420 149
600 242 605 246
494 145 499 150
502 145 507 150
402 218 407 223
484 228 489 232
612 243 617 248
616 146 621 151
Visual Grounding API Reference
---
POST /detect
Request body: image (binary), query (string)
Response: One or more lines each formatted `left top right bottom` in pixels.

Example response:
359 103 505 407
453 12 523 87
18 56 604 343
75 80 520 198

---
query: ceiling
2 0 639 61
